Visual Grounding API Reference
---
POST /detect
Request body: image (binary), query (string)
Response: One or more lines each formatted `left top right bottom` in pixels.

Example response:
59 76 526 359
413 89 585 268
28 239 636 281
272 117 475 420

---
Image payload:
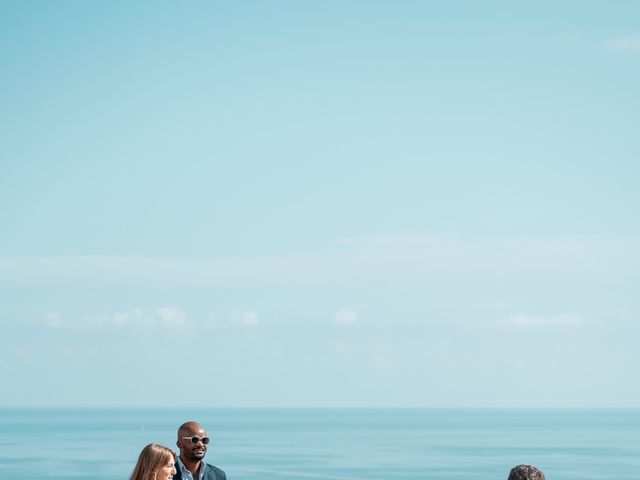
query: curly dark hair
507 464 545 480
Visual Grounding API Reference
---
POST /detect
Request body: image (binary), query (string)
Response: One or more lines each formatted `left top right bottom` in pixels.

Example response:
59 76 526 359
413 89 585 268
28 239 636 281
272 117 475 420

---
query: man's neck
180 456 203 478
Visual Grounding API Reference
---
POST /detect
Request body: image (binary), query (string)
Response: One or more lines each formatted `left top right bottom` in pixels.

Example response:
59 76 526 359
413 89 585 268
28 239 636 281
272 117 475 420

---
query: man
507 464 545 480
174 421 227 480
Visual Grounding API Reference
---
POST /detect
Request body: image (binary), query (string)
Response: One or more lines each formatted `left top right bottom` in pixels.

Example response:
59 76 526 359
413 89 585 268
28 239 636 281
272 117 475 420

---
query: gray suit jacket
174 461 227 480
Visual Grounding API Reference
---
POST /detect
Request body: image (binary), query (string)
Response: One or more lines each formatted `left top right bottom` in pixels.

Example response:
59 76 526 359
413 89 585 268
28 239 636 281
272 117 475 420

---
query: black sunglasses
180 436 210 445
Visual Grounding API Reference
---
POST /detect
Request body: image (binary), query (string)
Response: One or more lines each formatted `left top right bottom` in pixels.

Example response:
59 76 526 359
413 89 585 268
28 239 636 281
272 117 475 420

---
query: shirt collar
177 455 205 480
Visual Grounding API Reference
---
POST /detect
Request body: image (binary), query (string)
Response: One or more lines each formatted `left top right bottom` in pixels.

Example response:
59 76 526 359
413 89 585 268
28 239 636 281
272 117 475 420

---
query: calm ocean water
0 408 638 479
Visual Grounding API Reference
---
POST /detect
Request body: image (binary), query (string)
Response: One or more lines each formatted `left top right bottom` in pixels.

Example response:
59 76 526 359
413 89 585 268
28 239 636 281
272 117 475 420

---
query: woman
129 443 177 480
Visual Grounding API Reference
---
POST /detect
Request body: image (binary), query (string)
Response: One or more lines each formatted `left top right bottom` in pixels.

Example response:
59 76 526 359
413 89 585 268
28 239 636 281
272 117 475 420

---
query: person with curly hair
507 464 545 480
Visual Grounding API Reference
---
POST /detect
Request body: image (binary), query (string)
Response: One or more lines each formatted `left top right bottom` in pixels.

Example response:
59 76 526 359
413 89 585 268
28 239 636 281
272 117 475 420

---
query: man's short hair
507 464 545 480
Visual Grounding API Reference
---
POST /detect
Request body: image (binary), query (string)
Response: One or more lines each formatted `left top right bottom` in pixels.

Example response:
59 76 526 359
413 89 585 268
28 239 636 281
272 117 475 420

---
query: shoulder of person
205 463 227 480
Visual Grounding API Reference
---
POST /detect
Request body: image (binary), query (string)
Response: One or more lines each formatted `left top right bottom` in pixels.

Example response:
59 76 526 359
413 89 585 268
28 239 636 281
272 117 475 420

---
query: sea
0 408 638 479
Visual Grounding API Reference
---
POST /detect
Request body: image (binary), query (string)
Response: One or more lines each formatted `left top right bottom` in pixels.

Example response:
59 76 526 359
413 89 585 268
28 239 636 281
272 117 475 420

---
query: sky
1 1 639 408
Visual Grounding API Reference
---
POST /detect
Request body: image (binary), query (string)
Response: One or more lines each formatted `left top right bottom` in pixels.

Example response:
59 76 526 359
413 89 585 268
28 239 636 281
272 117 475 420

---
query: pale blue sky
1 1 639 407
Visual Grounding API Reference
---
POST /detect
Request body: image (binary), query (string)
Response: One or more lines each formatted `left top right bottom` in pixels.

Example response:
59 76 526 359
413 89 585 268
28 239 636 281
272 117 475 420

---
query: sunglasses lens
190 436 210 445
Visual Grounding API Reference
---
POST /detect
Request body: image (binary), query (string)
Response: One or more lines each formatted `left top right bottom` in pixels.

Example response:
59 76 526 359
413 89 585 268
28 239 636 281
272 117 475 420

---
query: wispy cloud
153 307 187 327
478 300 509 312
44 307 186 329
44 313 64 328
334 307 359 326
2 234 639 287
231 310 259 327
603 33 640 52
496 313 585 329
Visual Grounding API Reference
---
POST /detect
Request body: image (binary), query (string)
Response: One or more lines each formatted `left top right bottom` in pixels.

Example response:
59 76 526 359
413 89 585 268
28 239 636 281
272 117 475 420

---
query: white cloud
496 313 585 329
231 310 259 327
334 307 359 325
203 313 217 328
155 307 187 327
603 33 640 52
44 312 63 328
43 307 186 329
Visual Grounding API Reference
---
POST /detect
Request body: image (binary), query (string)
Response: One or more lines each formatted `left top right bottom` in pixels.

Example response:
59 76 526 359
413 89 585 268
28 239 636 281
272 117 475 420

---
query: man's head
507 465 545 480
176 421 209 463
